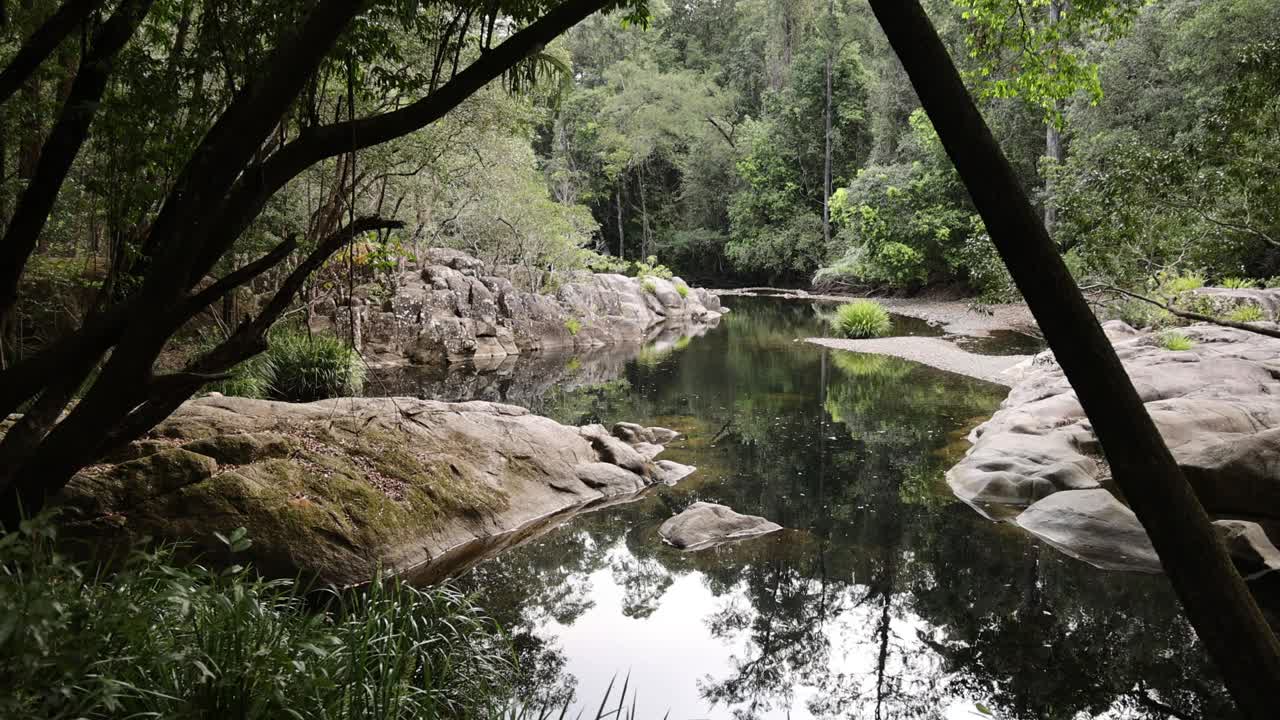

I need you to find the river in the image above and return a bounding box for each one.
[371,296,1233,719]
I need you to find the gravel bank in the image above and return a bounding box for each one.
[715,289,1037,336]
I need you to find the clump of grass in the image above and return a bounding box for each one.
[1220,277,1257,289]
[564,317,582,336]
[675,282,690,299]
[0,520,515,720]
[260,328,365,402]
[830,300,892,339]
[1158,331,1195,351]
[1159,272,1205,295]
[640,278,657,295]
[1226,304,1264,323]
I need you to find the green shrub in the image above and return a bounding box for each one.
[675,282,690,299]
[633,255,674,280]
[1158,331,1195,351]
[1220,277,1257,289]
[830,300,892,339]
[0,520,515,720]
[1226,304,1264,323]
[641,278,657,295]
[261,328,365,402]
[564,317,582,336]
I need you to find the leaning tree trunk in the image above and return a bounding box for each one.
[865,1,1280,717]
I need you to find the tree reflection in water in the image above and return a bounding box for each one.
[437,297,1235,719]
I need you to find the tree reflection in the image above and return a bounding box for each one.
[449,297,1235,718]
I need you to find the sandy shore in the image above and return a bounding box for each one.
[805,336,1032,387]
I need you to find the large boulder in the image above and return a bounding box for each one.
[314,248,725,367]
[950,323,1280,521]
[55,395,692,586]
[658,502,782,551]
[948,321,1280,582]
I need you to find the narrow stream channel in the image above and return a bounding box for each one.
[373,296,1233,719]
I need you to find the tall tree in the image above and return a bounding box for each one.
[0,0,648,525]
[866,2,1280,718]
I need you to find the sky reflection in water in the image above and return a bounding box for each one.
[406,297,1232,720]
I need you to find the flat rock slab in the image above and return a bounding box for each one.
[948,319,1280,582]
[659,502,782,551]
[56,396,691,585]
[806,336,1030,387]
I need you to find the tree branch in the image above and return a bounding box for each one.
[0,0,156,320]
[1081,284,1280,341]
[0,0,106,106]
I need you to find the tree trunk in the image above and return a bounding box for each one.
[616,185,625,260]
[0,0,105,106]
[1043,0,1063,236]
[822,0,834,249]
[638,166,651,259]
[865,2,1280,717]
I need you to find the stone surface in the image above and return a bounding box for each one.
[312,248,724,366]
[948,321,1280,577]
[658,501,782,551]
[55,395,690,585]
[1014,489,1161,573]
[805,336,1031,387]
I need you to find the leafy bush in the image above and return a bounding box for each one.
[829,300,892,338]
[564,317,582,336]
[0,520,515,720]
[1227,304,1264,323]
[1158,331,1195,351]
[1220,277,1257,289]
[634,256,674,280]
[261,328,365,402]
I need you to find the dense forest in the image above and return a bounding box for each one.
[5,0,1278,330]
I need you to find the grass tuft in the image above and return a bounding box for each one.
[1226,305,1264,323]
[564,317,582,336]
[829,300,892,339]
[1220,277,1257,289]
[1158,331,1195,351]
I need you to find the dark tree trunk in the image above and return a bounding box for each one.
[1043,0,1063,236]
[0,0,105,106]
[0,0,156,321]
[822,0,834,249]
[865,1,1280,717]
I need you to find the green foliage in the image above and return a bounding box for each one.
[955,0,1146,123]
[564,317,583,336]
[260,328,366,402]
[822,111,998,293]
[1220,277,1257,289]
[675,282,690,299]
[829,300,892,339]
[634,255,674,280]
[1226,305,1264,323]
[0,519,515,720]
[1162,272,1206,294]
[640,278,657,295]
[1158,331,1195,351]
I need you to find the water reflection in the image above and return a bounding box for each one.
[407,297,1231,719]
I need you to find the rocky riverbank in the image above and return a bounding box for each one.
[947,321,1280,583]
[51,395,693,586]
[312,248,725,367]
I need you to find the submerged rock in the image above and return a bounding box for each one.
[658,502,782,551]
[55,396,691,585]
[949,321,1280,580]
[311,247,725,366]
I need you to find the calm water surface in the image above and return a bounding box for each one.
[378,297,1232,720]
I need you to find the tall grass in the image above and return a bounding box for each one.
[0,520,514,720]
[829,300,892,339]
[204,327,365,402]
